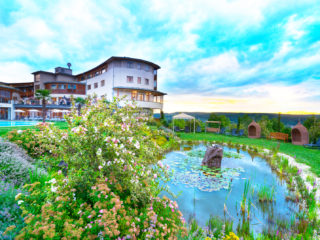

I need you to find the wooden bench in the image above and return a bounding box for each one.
[268,132,289,142]
[206,127,220,133]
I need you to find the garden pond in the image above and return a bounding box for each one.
[159,142,300,234]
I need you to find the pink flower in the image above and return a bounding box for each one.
[99,209,103,213]
[88,215,92,219]
[171,208,174,212]
[154,174,157,179]
[98,165,103,170]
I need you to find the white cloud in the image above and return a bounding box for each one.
[36,42,63,60]
[189,52,240,75]
[0,62,33,83]
[285,14,318,40]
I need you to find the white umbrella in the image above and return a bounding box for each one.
[14,109,25,113]
[52,109,62,113]
[28,109,40,112]
[61,110,70,113]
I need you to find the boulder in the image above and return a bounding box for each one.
[202,144,223,168]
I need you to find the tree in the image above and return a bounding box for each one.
[303,115,320,143]
[35,89,51,123]
[75,97,86,116]
[277,113,281,132]
[208,113,230,128]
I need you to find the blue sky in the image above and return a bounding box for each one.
[0,0,320,113]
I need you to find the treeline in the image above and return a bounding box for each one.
[158,113,320,143]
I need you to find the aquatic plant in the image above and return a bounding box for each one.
[257,185,275,202]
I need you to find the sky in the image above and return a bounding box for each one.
[0,0,320,113]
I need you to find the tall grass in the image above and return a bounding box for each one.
[257,185,275,202]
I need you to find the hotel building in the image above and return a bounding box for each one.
[0,57,166,120]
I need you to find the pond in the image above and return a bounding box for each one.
[159,142,300,234]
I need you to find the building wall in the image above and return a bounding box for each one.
[84,60,159,107]
[83,65,113,99]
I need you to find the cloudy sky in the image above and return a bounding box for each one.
[1,0,320,113]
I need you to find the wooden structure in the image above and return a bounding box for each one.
[248,121,261,139]
[268,132,289,142]
[205,121,221,133]
[291,122,309,145]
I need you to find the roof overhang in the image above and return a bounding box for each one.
[113,86,167,96]
[76,56,160,77]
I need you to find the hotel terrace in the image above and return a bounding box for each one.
[0,57,166,120]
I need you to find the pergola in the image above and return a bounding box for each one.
[172,113,195,133]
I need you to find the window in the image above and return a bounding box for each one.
[127,76,133,83]
[51,84,57,90]
[0,90,10,103]
[102,68,106,73]
[35,74,40,82]
[145,92,151,101]
[101,80,105,87]
[68,84,72,89]
[145,78,149,85]
[127,61,134,68]
[138,93,144,101]
[94,82,98,88]
[131,91,137,100]
[59,84,66,89]
[35,85,40,90]
[117,89,119,97]
[88,84,91,90]
[137,77,141,84]
[137,63,141,70]
[145,65,150,71]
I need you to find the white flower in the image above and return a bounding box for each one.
[17,130,23,134]
[134,141,140,149]
[15,193,22,200]
[48,178,57,184]
[96,148,102,156]
[51,185,58,192]
[98,165,103,170]
[17,200,24,205]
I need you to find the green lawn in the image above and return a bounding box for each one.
[179,132,320,176]
[0,121,68,137]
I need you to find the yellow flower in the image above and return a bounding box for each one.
[224,232,239,240]
[205,237,212,240]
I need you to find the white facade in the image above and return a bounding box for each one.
[82,58,165,110]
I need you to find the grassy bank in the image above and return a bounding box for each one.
[0,121,68,137]
[179,132,320,176]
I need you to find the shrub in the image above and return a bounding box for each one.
[0,138,45,186]
[0,181,25,239]
[12,97,186,239]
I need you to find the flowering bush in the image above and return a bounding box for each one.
[8,97,186,239]
[0,181,25,239]
[6,128,52,159]
[15,173,186,239]
[0,138,45,186]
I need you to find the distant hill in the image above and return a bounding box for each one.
[154,112,320,127]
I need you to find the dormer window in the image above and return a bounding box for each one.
[127,61,134,68]
[145,78,149,85]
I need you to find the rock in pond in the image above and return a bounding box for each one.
[202,144,223,168]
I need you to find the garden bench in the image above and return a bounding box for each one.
[268,132,288,142]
